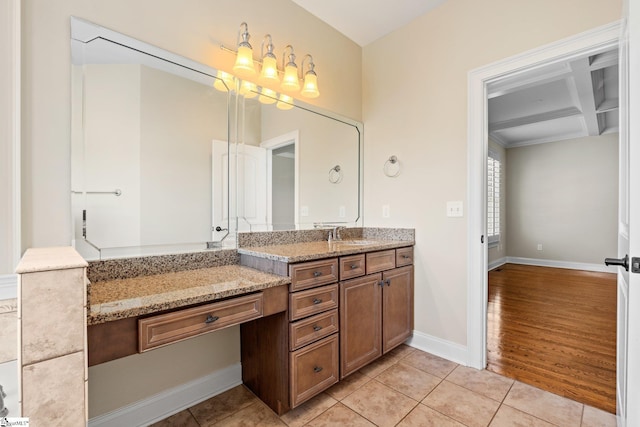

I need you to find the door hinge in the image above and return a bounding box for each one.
[632,257,640,274]
[481,235,485,244]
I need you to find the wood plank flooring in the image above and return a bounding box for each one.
[487,263,617,413]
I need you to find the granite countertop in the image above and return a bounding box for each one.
[88,265,290,325]
[237,239,414,263]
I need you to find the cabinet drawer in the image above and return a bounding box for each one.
[289,258,339,292]
[139,293,263,352]
[290,334,339,408]
[339,254,366,280]
[396,247,414,267]
[289,284,339,321]
[290,309,339,351]
[366,249,396,274]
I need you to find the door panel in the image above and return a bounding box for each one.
[382,266,414,353]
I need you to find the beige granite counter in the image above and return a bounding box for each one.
[88,265,290,325]
[237,239,414,263]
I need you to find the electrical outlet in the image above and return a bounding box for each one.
[382,205,390,218]
[537,244,543,251]
[300,206,309,217]
[446,201,463,217]
[339,206,346,218]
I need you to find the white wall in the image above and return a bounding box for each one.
[506,134,618,264]
[362,0,621,349]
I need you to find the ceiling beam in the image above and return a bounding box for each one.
[590,49,618,70]
[569,58,602,136]
[488,107,582,132]
[487,63,572,99]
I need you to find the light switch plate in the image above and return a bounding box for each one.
[446,201,463,217]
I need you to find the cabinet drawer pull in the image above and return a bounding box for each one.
[312,298,323,305]
[402,255,411,259]
[379,280,385,287]
[313,325,322,332]
[313,366,323,373]
[313,271,322,277]
[205,314,219,324]
[385,279,391,286]
[350,264,358,269]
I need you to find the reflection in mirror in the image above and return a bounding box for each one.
[234,95,362,232]
[70,18,230,260]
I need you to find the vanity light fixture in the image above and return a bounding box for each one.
[221,22,320,100]
[213,70,235,92]
[259,35,280,85]
[239,80,258,98]
[232,22,256,78]
[276,93,294,110]
[300,55,320,98]
[281,45,300,92]
[258,87,278,104]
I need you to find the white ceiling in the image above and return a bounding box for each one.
[488,49,619,148]
[291,0,446,46]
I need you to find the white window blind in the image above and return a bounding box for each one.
[487,150,501,245]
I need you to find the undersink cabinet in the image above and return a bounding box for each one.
[240,244,414,415]
[340,257,414,378]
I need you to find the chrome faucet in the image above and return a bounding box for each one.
[332,226,345,241]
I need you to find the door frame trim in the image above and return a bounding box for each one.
[466,21,621,369]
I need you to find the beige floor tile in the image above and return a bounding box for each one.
[375,362,442,401]
[189,385,258,425]
[581,405,617,427]
[422,380,501,427]
[150,409,199,427]
[342,379,418,427]
[214,401,287,427]
[402,349,458,378]
[305,402,375,427]
[397,404,466,427]
[490,405,556,427]
[280,393,337,427]
[326,371,371,400]
[446,365,514,402]
[504,381,584,427]
[385,344,417,361]
[358,353,398,378]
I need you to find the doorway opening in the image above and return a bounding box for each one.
[467,20,621,378]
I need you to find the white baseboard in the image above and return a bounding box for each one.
[488,257,507,271]
[506,257,617,273]
[88,363,242,427]
[406,330,469,366]
[0,274,17,300]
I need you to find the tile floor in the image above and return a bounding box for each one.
[151,345,616,427]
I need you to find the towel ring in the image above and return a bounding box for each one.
[383,155,401,177]
[329,165,343,184]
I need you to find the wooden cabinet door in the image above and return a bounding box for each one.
[340,273,382,378]
[382,265,414,353]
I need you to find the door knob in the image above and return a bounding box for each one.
[215,226,228,232]
[605,254,629,271]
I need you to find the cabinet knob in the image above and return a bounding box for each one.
[350,264,358,269]
[402,255,410,259]
[385,279,391,286]
[379,280,385,287]
[312,298,323,305]
[313,366,323,373]
[313,271,322,277]
[205,315,219,324]
[313,325,322,332]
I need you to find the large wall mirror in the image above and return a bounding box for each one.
[70,17,362,260]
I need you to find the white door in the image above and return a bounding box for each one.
[212,140,229,241]
[615,3,640,426]
[236,144,267,232]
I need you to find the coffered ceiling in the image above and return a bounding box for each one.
[487,48,619,148]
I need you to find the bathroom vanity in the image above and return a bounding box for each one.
[85,228,414,415]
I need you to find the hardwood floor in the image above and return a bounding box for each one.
[487,263,617,413]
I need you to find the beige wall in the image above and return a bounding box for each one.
[20,0,361,417]
[506,134,618,264]
[362,0,621,346]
